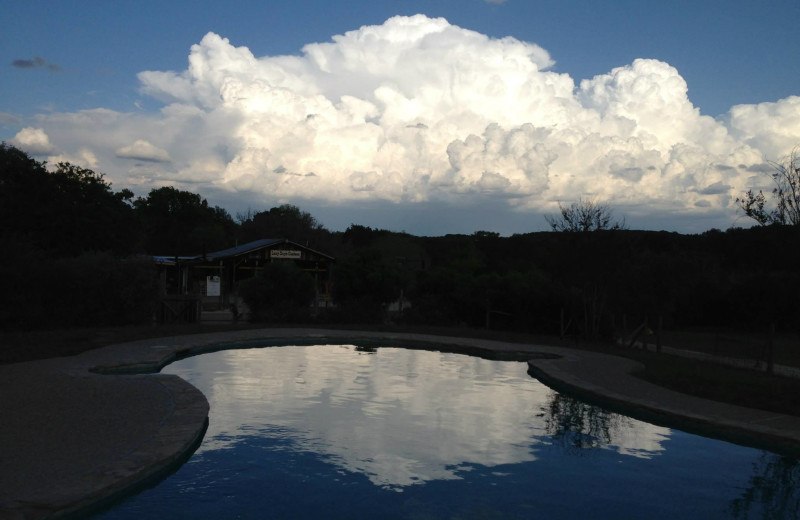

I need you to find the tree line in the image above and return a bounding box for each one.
[0,143,325,329]
[2,142,799,337]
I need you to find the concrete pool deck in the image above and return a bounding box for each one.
[2,328,799,519]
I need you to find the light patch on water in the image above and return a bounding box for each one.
[164,345,670,489]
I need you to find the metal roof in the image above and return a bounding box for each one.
[151,255,198,266]
[203,238,284,260]
[153,238,335,264]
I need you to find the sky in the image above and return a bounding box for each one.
[2,0,799,236]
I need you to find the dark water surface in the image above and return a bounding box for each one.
[95,345,799,519]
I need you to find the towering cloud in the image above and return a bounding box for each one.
[20,15,800,227]
[10,127,56,155]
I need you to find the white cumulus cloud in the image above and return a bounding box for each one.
[116,139,171,162]
[10,127,56,156]
[15,14,800,231]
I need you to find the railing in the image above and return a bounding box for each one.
[157,295,201,324]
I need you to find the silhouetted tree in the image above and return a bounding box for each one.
[0,144,163,331]
[238,204,325,245]
[47,162,138,255]
[133,186,234,255]
[0,143,49,235]
[545,198,626,232]
[0,143,138,256]
[737,147,800,226]
[405,234,485,326]
[331,248,404,322]
[341,224,389,248]
[238,261,316,322]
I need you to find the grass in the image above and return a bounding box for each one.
[0,322,265,365]
[659,327,800,367]
[623,348,800,417]
[3,322,799,417]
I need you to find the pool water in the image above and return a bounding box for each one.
[95,345,799,519]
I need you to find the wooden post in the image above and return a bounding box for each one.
[583,300,589,341]
[314,262,320,317]
[767,323,775,374]
[656,315,663,353]
[642,317,649,351]
[611,313,616,343]
[621,313,627,346]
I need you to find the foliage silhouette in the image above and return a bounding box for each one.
[545,198,626,233]
[238,204,327,249]
[737,147,800,226]
[237,261,316,323]
[0,144,137,256]
[3,141,800,340]
[133,186,235,256]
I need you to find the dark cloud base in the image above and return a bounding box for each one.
[202,187,741,236]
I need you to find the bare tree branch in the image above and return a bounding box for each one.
[545,198,626,232]
[737,146,800,226]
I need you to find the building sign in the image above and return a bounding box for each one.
[206,276,221,296]
[270,250,302,259]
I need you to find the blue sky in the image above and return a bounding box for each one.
[2,0,799,235]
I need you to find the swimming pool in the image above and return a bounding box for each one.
[94,344,799,519]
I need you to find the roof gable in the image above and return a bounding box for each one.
[202,238,334,262]
[204,238,284,260]
[153,238,335,264]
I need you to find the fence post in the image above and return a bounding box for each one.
[656,315,663,353]
[611,313,616,337]
[622,313,627,336]
[767,323,775,374]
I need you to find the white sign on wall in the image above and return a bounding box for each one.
[206,276,221,296]
[270,250,302,259]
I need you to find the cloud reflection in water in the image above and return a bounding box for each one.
[164,345,670,490]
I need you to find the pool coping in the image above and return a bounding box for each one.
[2,328,799,519]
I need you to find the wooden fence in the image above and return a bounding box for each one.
[156,295,201,324]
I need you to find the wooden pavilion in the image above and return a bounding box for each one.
[154,238,334,321]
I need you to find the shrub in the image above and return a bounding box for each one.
[0,250,159,330]
[43,252,159,327]
[238,261,316,322]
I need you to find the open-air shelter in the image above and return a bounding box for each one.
[154,238,334,322]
